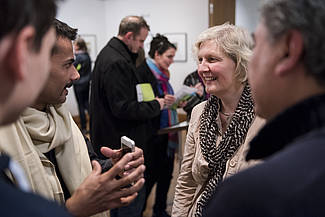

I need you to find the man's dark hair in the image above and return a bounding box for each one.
[0,0,57,52]
[52,19,78,55]
[53,19,78,41]
[148,34,177,59]
[118,16,150,37]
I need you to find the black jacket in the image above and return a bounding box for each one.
[90,37,160,157]
[204,94,325,217]
[136,61,162,138]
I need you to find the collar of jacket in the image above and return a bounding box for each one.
[109,37,138,65]
[247,93,325,161]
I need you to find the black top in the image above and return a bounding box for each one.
[203,94,325,217]
[90,37,160,157]
[0,154,71,217]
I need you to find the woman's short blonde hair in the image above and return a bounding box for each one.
[193,23,253,83]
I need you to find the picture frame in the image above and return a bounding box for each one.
[164,33,187,62]
[78,34,98,62]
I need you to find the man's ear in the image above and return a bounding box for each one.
[275,30,304,76]
[5,26,36,81]
[125,32,134,41]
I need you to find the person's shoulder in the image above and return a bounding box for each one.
[206,141,325,216]
[204,159,286,216]
[191,100,207,115]
[214,129,325,196]
[136,60,149,72]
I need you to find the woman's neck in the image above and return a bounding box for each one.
[219,83,245,114]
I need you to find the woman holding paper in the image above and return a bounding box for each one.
[137,34,177,217]
[172,23,265,217]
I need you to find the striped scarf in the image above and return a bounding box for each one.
[195,84,255,216]
[146,58,179,150]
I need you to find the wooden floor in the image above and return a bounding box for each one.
[143,154,181,217]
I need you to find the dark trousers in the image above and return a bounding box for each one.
[143,134,175,214]
[74,84,89,131]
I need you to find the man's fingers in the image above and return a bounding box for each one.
[120,193,138,206]
[100,147,122,159]
[116,165,145,188]
[101,153,133,180]
[91,160,102,176]
[125,157,144,171]
[110,178,145,200]
[131,147,143,159]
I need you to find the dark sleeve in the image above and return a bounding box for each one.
[103,60,160,121]
[0,179,72,217]
[84,136,113,173]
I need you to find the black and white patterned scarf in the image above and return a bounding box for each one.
[195,84,255,217]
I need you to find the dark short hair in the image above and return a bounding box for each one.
[118,16,150,37]
[52,19,78,55]
[148,34,177,59]
[0,0,57,52]
[53,19,77,41]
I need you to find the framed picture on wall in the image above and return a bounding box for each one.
[164,33,187,62]
[78,34,98,62]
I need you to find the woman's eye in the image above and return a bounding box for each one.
[209,57,222,62]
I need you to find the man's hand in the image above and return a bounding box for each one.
[101,146,144,175]
[65,153,145,217]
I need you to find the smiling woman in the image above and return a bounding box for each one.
[172,23,265,217]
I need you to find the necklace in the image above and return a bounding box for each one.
[219,110,234,117]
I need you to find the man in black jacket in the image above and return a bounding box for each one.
[90,15,164,217]
[0,0,70,216]
[204,0,325,216]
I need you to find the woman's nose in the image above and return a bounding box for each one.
[198,60,209,73]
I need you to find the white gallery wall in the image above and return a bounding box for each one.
[57,0,262,116]
[103,0,209,91]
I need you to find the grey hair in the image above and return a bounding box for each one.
[261,0,325,85]
[193,23,253,83]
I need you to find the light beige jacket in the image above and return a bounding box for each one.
[172,101,265,217]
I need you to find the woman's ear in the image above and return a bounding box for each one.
[154,50,160,59]
[275,30,304,77]
[6,26,36,81]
